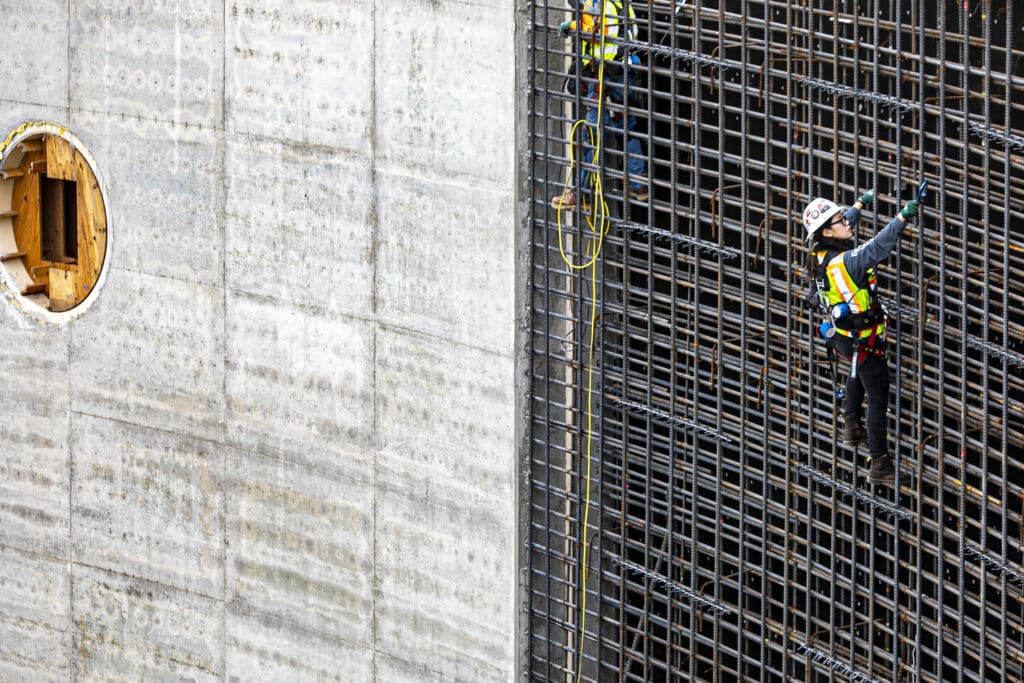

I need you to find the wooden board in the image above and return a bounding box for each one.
[45,135,77,181]
[71,148,107,307]
[8,148,48,280]
[11,173,42,282]
[47,267,76,312]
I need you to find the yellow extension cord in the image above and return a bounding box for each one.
[553,6,613,680]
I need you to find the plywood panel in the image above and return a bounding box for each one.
[44,135,76,181]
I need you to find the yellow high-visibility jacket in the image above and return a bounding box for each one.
[814,250,886,339]
[570,0,637,65]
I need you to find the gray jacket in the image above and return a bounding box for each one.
[839,205,906,283]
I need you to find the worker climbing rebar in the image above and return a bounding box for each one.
[551,0,648,210]
[803,188,922,485]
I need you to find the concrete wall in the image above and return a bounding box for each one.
[0,1,522,680]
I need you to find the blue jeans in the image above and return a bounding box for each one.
[578,75,646,194]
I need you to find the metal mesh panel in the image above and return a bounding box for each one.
[526,1,1024,681]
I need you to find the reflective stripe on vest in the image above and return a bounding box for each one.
[579,0,637,64]
[817,250,885,339]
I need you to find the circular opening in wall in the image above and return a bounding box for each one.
[0,122,109,323]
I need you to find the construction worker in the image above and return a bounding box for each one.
[551,0,647,210]
[803,190,919,485]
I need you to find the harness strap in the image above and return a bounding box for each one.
[849,328,884,380]
[825,337,845,400]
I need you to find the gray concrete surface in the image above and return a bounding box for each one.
[0,1,520,680]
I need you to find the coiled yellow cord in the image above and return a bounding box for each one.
[553,5,612,680]
[556,116,611,272]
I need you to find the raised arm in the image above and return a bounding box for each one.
[843,199,919,282]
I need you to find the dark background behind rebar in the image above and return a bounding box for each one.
[527,1,1024,681]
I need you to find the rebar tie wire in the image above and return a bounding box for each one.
[611,218,739,259]
[613,397,733,443]
[793,642,880,683]
[611,557,732,615]
[963,544,1024,588]
[964,335,1024,370]
[796,464,913,522]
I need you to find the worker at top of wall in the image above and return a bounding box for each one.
[551,0,648,210]
[803,190,919,485]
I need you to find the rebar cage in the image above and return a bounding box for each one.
[526,1,1024,681]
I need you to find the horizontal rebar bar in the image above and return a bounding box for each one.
[967,123,1024,153]
[612,397,733,443]
[795,464,915,522]
[610,556,732,616]
[793,642,880,683]
[577,34,740,70]
[797,76,919,112]
[963,545,1024,588]
[964,335,1024,370]
[611,218,739,258]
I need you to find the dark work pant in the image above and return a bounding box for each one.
[832,336,889,458]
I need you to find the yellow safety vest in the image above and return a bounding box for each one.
[572,0,637,65]
[815,250,886,339]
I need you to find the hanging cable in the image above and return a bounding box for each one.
[552,4,615,679]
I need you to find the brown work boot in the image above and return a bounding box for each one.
[627,186,649,201]
[842,422,868,445]
[868,455,896,485]
[551,189,577,210]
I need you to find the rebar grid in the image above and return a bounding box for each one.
[528,1,1023,681]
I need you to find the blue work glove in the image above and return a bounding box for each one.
[900,199,919,219]
[558,20,572,38]
[858,189,874,205]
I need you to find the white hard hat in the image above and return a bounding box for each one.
[802,198,842,241]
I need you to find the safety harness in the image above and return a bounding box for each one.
[812,248,887,392]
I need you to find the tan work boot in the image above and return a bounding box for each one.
[627,186,649,201]
[551,189,577,210]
